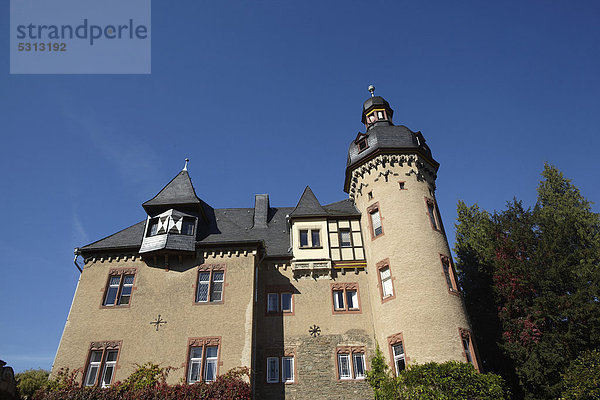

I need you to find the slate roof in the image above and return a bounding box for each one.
[80,199,359,257]
[289,186,327,218]
[143,170,201,212]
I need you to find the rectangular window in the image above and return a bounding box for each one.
[426,198,443,231]
[299,229,321,248]
[380,266,393,298]
[103,272,135,307]
[370,209,383,237]
[282,357,294,383]
[336,349,366,380]
[84,343,120,387]
[441,256,459,293]
[146,217,159,237]
[339,229,352,247]
[392,343,406,376]
[357,138,368,152]
[331,284,361,313]
[187,340,220,383]
[267,357,279,383]
[196,269,225,303]
[460,329,479,371]
[267,292,293,314]
[181,217,196,236]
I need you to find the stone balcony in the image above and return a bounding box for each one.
[291,259,332,280]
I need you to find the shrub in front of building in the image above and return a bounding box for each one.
[32,364,251,400]
[366,346,509,400]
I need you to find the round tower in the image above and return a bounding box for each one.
[344,88,478,373]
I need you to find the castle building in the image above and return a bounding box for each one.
[52,89,478,399]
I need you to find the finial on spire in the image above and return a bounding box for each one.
[368,85,375,97]
[183,158,189,171]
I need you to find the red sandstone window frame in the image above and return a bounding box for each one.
[184,336,222,384]
[335,346,367,380]
[330,282,362,314]
[459,328,480,372]
[424,197,444,233]
[367,202,384,240]
[83,340,122,388]
[265,285,295,316]
[265,348,297,384]
[387,333,408,376]
[440,254,460,295]
[376,259,396,303]
[193,264,227,305]
[100,268,137,309]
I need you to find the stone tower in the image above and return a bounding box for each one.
[344,88,478,373]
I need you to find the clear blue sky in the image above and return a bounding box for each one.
[1,1,599,373]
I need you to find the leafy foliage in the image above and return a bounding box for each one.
[561,349,600,400]
[455,164,600,399]
[31,364,251,400]
[365,348,509,400]
[15,369,49,398]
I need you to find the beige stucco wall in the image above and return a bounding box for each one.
[52,250,257,385]
[351,154,472,368]
[254,262,375,399]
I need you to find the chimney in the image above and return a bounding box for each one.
[253,194,269,229]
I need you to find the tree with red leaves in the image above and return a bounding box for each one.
[455,164,600,400]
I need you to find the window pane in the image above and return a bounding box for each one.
[267,293,279,312]
[340,230,351,247]
[311,230,320,247]
[119,287,132,305]
[104,286,118,306]
[147,219,158,237]
[123,275,134,285]
[210,282,223,302]
[333,291,344,310]
[462,339,473,363]
[190,347,203,359]
[371,210,382,236]
[443,263,453,290]
[90,350,103,363]
[338,354,351,379]
[383,278,393,297]
[85,365,99,386]
[189,361,201,383]
[346,290,358,309]
[393,343,404,356]
[206,346,218,358]
[204,360,217,382]
[353,354,365,378]
[395,357,406,373]
[282,357,294,382]
[196,272,210,302]
[102,364,114,387]
[267,357,279,383]
[300,230,308,247]
[281,293,292,312]
[428,203,438,229]
[105,350,118,362]
[379,267,390,280]
[182,218,195,236]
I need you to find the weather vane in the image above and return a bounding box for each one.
[183,158,189,171]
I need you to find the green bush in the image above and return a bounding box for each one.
[15,369,49,398]
[561,349,600,400]
[366,348,510,400]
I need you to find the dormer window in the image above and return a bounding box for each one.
[181,217,196,236]
[357,138,368,152]
[147,218,159,237]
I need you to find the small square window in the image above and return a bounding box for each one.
[367,191,373,200]
[398,182,405,190]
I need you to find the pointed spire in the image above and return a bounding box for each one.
[142,169,202,213]
[290,186,327,218]
[183,158,189,171]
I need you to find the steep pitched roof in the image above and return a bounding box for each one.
[142,170,201,211]
[289,186,327,218]
[323,199,361,217]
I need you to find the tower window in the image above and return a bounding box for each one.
[392,342,405,375]
[367,191,373,200]
[425,198,443,232]
[460,329,479,371]
[377,110,385,120]
[441,255,459,293]
[357,138,368,152]
[398,182,406,190]
[367,203,383,239]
